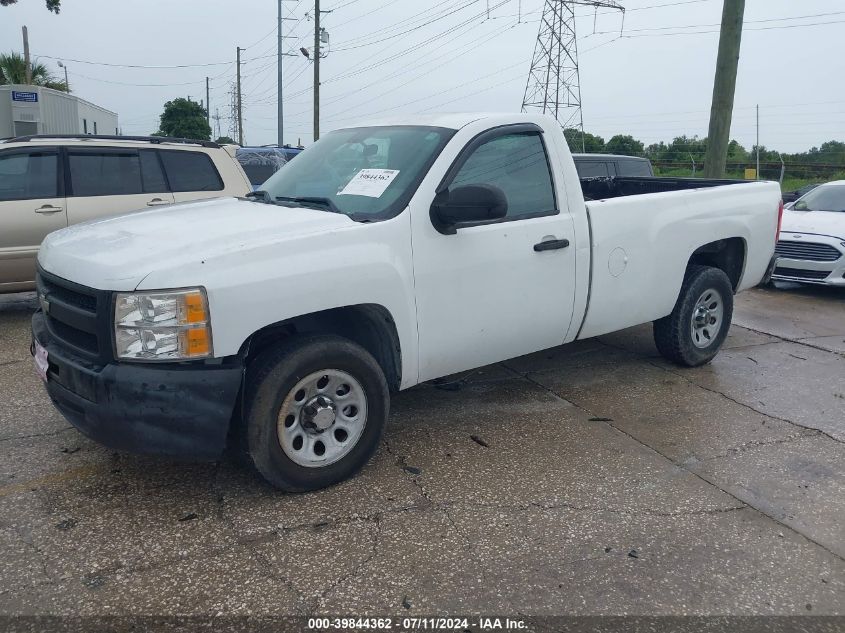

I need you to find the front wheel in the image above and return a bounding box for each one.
[653,265,734,367]
[244,335,389,492]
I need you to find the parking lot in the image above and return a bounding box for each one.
[0,283,843,617]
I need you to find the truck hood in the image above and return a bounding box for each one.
[38,197,354,290]
[781,209,845,240]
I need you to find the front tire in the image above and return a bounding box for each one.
[244,335,389,492]
[653,265,734,367]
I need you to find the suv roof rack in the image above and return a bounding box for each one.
[7,134,220,148]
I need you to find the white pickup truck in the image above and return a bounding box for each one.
[31,113,782,491]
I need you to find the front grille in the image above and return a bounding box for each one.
[36,270,109,360]
[773,267,831,281]
[775,240,842,262]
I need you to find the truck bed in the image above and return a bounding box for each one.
[581,176,749,201]
[575,178,781,341]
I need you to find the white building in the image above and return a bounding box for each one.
[0,84,119,139]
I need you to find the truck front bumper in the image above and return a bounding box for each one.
[32,311,243,459]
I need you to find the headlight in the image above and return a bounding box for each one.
[114,288,212,361]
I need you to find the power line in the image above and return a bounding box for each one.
[588,10,845,36]
[65,71,209,88]
[292,16,519,114]
[331,0,488,51]
[319,0,512,88]
[34,53,234,69]
[331,0,476,47]
[319,58,528,124]
[615,17,845,38]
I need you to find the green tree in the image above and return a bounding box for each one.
[0,0,60,12]
[153,98,211,140]
[0,52,68,91]
[645,141,667,160]
[727,139,749,162]
[813,141,845,164]
[605,134,645,157]
[661,136,707,163]
[215,136,236,145]
[563,128,605,153]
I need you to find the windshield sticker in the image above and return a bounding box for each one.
[338,169,400,198]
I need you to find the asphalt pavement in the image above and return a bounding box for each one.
[0,283,842,617]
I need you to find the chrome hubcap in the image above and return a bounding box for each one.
[690,288,724,349]
[277,369,368,468]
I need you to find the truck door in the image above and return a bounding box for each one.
[0,147,67,288]
[411,125,578,381]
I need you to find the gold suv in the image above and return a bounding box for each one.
[0,134,251,293]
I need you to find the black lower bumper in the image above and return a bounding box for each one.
[32,311,243,459]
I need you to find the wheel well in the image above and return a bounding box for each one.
[687,237,746,291]
[239,304,402,391]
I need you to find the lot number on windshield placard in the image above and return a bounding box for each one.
[338,169,400,198]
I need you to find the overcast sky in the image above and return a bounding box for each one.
[2,0,843,153]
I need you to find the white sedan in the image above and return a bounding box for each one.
[774,181,845,286]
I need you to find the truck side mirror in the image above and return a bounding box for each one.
[430,184,508,235]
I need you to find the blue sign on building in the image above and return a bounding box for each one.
[11,91,38,103]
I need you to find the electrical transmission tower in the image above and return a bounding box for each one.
[522,1,624,149]
[227,84,240,144]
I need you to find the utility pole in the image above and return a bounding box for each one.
[703,0,745,178]
[206,77,211,127]
[278,0,284,146]
[22,26,32,85]
[313,0,321,141]
[236,46,244,146]
[755,103,760,180]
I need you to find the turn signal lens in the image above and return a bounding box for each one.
[182,327,211,357]
[183,292,208,324]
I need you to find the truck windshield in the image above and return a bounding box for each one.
[259,125,455,220]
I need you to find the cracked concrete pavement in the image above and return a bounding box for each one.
[0,282,843,616]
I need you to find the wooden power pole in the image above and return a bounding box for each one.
[313,0,321,141]
[703,0,745,178]
[22,26,32,85]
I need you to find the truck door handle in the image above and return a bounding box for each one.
[533,238,570,252]
[34,205,63,214]
[146,198,171,206]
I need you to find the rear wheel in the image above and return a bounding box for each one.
[244,335,389,491]
[653,265,734,367]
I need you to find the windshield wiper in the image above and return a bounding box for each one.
[275,196,341,214]
[244,190,272,203]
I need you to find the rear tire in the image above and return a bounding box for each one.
[244,335,389,492]
[653,265,734,367]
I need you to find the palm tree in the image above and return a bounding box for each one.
[0,52,69,92]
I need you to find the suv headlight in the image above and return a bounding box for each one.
[114,288,212,361]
